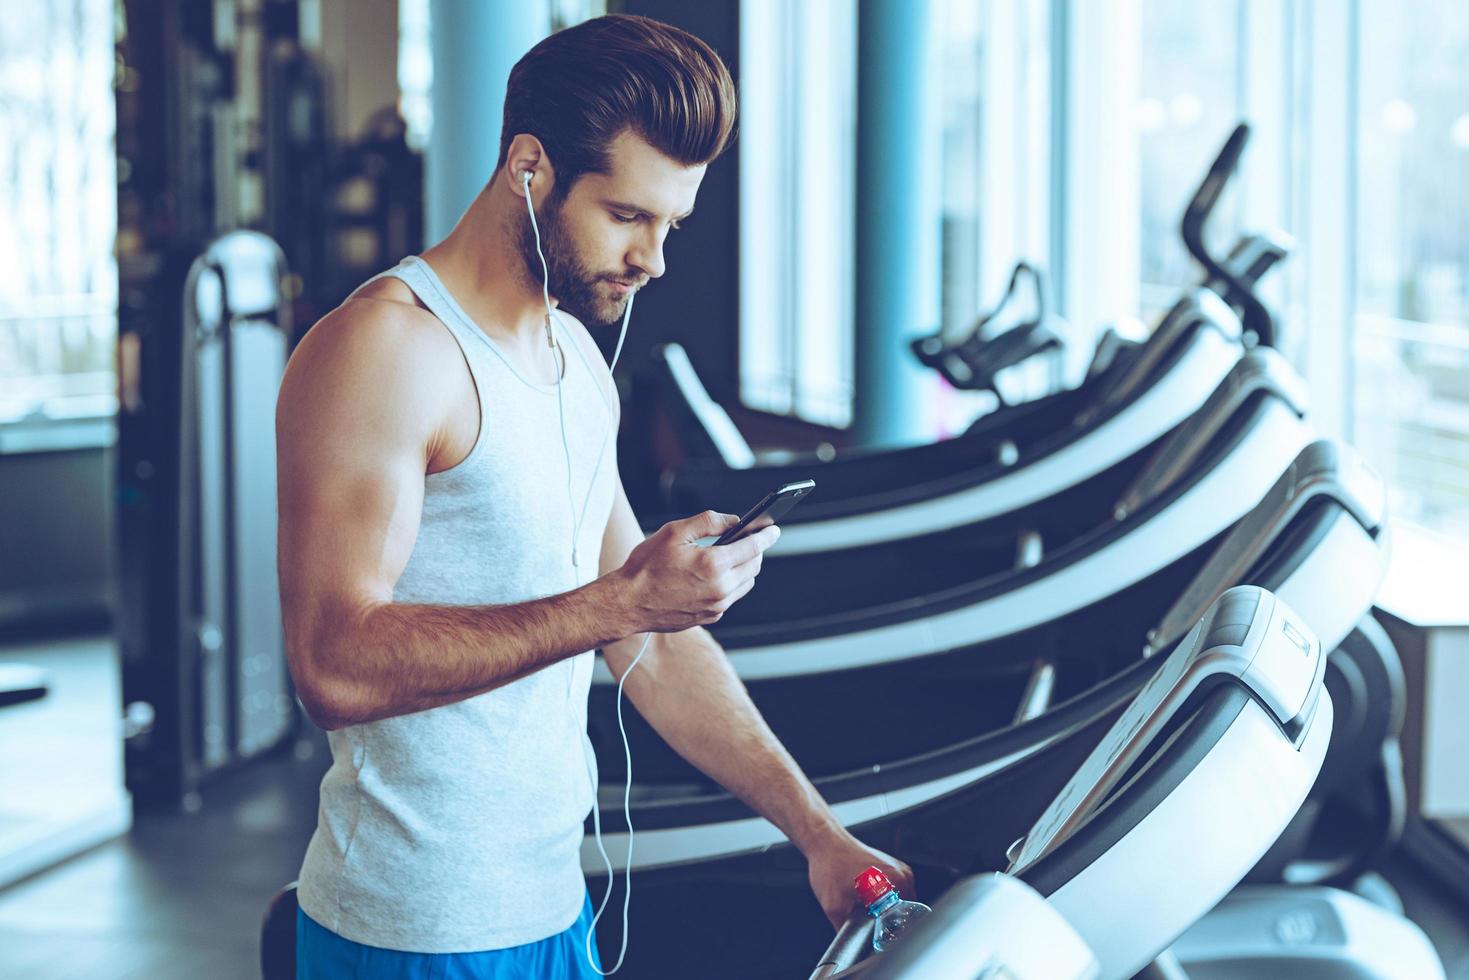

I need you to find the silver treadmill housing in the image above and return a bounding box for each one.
[1078,287,1242,425]
[815,587,1334,980]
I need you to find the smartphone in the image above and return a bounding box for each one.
[713,479,816,546]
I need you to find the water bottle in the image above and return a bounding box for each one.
[854,865,932,952]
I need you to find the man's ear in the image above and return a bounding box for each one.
[503,134,557,198]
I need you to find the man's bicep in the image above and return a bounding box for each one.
[276,313,437,640]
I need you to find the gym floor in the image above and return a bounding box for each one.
[4,633,1469,980]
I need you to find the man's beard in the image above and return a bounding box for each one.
[517,193,633,329]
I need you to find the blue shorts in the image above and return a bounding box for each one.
[296,892,604,979]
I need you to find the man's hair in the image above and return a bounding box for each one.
[498,14,737,191]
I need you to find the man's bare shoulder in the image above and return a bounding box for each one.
[290,280,461,382]
[346,273,430,313]
[279,281,466,447]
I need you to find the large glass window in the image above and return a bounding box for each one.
[0,2,118,426]
[1126,0,1469,544]
[935,0,1052,433]
[739,0,857,427]
[1068,1,1294,342]
[397,0,433,152]
[1353,0,1469,540]
[1136,1,1245,317]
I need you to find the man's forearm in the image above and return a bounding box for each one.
[295,576,632,729]
[609,628,846,854]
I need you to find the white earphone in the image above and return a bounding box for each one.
[522,166,651,976]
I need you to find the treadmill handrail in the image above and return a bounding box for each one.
[1183,124,1280,348]
[809,914,873,980]
[1081,229,1286,423]
[655,343,757,469]
[1182,124,1250,276]
[1008,587,1323,872]
[1146,439,1386,655]
[1215,230,1294,294]
[1080,288,1241,426]
[1114,347,1310,518]
[0,664,49,709]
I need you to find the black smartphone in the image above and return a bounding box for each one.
[713,479,816,546]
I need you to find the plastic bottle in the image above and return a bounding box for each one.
[854,866,932,952]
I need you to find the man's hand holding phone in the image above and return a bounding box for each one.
[613,510,778,631]
[610,480,813,633]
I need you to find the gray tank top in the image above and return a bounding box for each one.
[296,255,618,952]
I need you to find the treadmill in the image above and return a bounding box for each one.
[702,347,1312,652]
[579,450,1388,977]
[666,275,1257,558]
[812,614,1419,973]
[589,361,1318,783]
[641,127,1288,557]
[649,243,1279,554]
[810,591,1441,980]
[585,589,1341,978]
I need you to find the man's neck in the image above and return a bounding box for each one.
[420,186,554,351]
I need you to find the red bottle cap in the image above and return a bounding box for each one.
[854,866,895,907]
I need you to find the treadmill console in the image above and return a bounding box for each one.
[1007,586,1322,872]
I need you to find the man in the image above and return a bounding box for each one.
[278,13,912,977]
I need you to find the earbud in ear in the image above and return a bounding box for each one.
[521,170,534,187]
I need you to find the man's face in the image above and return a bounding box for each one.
[519,130,705,327]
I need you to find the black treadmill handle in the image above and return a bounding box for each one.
[954,322,1062,395]
[809,912,875,980]
[1189,126,1249,229]
[911,260,1049,368]
[1180,123,1250,281]
[956,261,1048,354]
[0,664,49,709]
[1179,122,1278,348]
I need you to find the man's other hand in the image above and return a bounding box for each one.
[805,831,917,930]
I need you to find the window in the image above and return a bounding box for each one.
[739,0,857,427]
[1081,0,1469,543]
[1062,1,1297,349]
[1353,0,1469,540]
[395,0,605,155]
[0,2,118,426]
[1136,1,1245,318]
[934,0,1053,433]
[740,1,1051,434]
[397,0,433,152]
